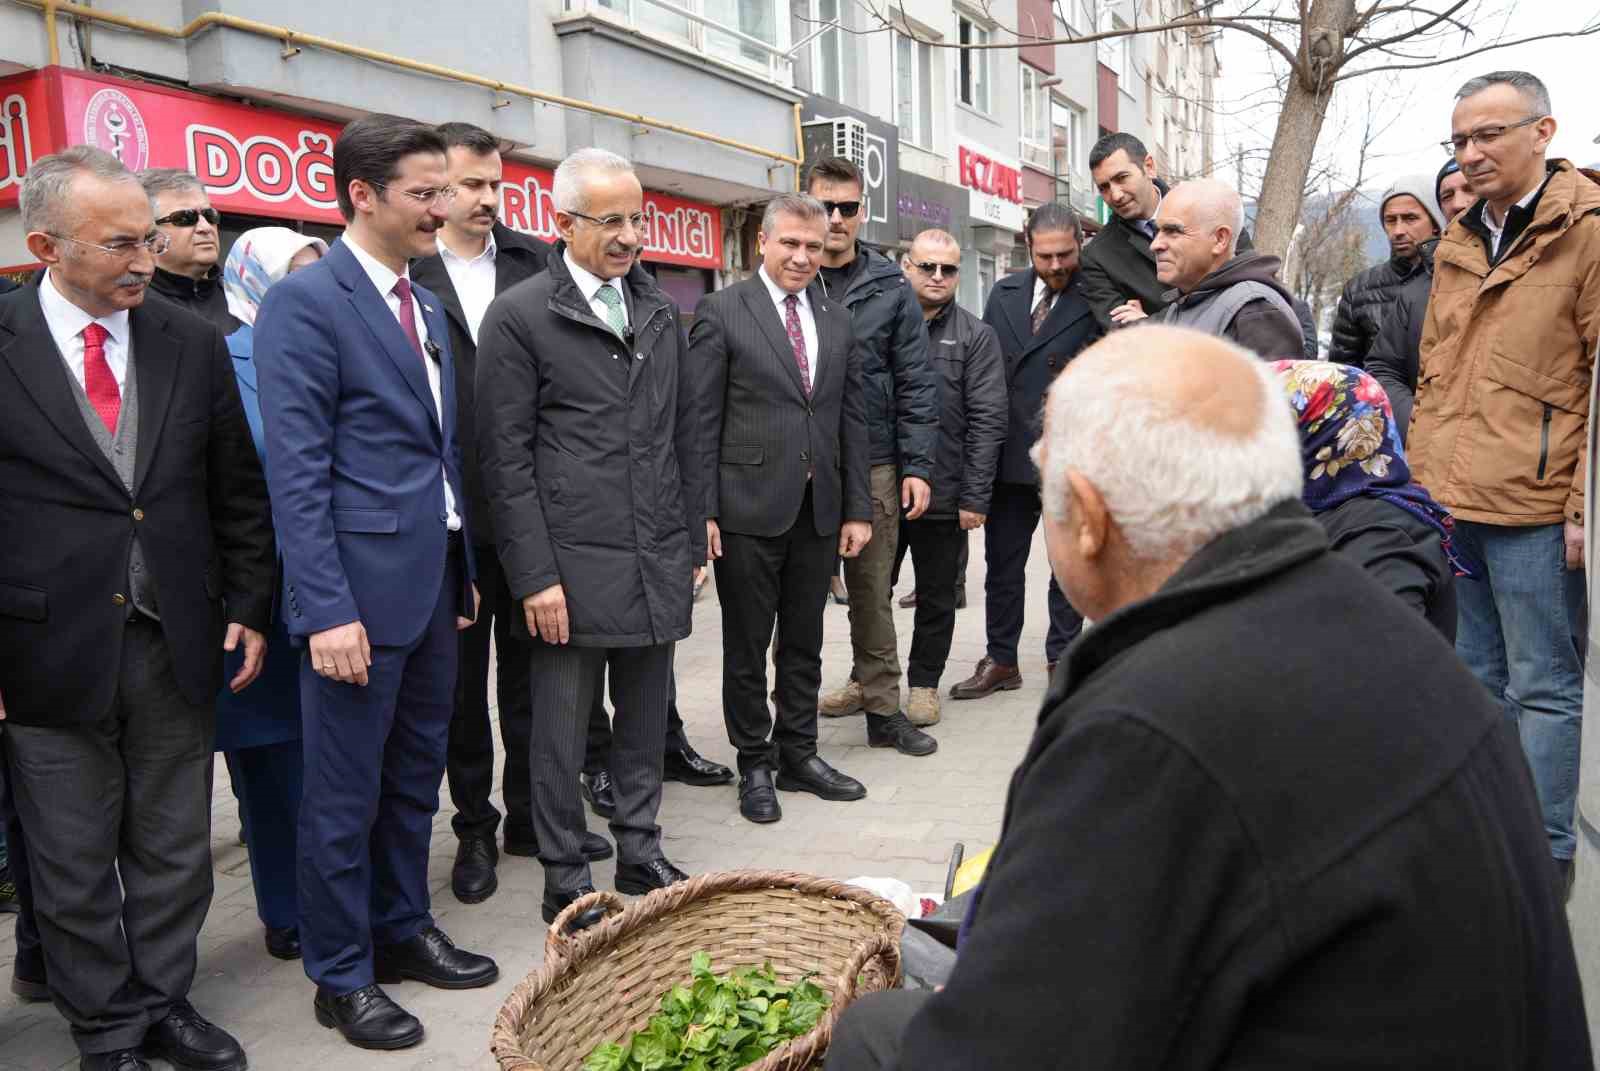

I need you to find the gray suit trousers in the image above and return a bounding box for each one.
[3,617,214,1054]
[528,642,672,894]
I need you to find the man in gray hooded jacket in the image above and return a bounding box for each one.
[1327,174,1444,370]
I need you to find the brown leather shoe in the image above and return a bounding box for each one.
[948,656,1021,700]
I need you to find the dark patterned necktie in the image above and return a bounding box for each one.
[1031,288,1056,335]
[783,294,812,397]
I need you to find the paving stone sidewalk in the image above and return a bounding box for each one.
[0,528,1062,1070]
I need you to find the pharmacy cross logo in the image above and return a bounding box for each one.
[82,88,150,172]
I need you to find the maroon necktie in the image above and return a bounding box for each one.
[783,294,812,398]
[391,277,426,363]
[82,322,119,434]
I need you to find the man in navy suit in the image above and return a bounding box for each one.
[950,204,1102,701]
[254,115,495,1052]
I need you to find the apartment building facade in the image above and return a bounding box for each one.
[0,0,1216,309]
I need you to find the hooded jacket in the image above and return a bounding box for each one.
[1327,176,1443,369]
[150,264,240,336]
[1365,237,1437,442]
[818,243,937,480]
[1408,159,1600,527]
[1160,252,1304,359]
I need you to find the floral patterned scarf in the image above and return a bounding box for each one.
[1272,360,1479,578]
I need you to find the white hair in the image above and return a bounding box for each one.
[1172,177,1245,255]
[552,147,634,214]
[1033,329,1303,562]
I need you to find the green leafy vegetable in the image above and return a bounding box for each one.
[582,952,832,1071]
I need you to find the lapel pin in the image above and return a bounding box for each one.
[423,304,434,314]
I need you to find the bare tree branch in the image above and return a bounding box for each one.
[1336,20,1600,80]
[1339,0,1475,62]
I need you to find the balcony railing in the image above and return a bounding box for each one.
[565,0,795,86]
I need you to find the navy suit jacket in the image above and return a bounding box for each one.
[254,238,473,647]
[981,270,1102,485]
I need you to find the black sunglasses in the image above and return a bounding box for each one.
[913,261,959,278]
[820,199,861,219]
[155,207,221,228]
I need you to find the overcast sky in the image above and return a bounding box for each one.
[1214,0,1600,200]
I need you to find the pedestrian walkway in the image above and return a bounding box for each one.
[0,529,1063,1070]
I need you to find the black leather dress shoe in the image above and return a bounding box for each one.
[264,926,301,961]
[80,1051,149,1071]
[374,927,498,990]
[503,830,614,861]
[542,884,607,930]
[615,857,689,895]
[866,712,938,757]
[777,756,867,801]
[664,743,734,786]
[738,768,782,824]
[12,941,48,1002]
[581,770,617,819]
[142,999,246,1071]
[313,984,423,1050]
[451,835,499,904]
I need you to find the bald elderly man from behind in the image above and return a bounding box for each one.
[825,326,1589,1070]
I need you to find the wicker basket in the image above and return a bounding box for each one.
[492,869,906,1071]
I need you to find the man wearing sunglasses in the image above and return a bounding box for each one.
[138,169,239,335]
[1408,71,1600,897]
[808,157,939,760]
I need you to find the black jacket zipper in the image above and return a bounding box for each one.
[1538,404,1552,480]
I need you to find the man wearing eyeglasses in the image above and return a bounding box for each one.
[138,169,240,335]
[1408,71,1600,895]
[893,231,1007,728]
[254,115,495,1049]
[807,157,939,760]
[0,146,274,1071]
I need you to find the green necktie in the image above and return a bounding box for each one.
[595,284,627,338]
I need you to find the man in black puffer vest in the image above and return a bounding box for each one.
[1327,174,1442,369]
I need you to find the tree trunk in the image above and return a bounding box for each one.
[1250,0,1357,259]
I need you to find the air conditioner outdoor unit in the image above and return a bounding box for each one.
[829,117,868,170]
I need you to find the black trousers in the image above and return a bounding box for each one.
[892,519,969,594]
[984,482,1083,666]
[584,669,690,777]
[4,617,215,1055]
[0,739,41,984]
[447,543,536,843]
[528,642,672,893]
[903,518,966,688]
[717,485,834,775]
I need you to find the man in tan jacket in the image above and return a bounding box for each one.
[1409,70,1600,891]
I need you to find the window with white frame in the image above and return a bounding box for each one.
[1051,99,1087,179]
[895,33,934,150]
[806,0,843,100]
[1118,21,1135,93]
[1020,64,1051,169]
[567,0,792,83]
[957,13,990,113]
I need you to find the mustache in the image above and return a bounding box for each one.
[114,272,151,287]
[606,242,637,257]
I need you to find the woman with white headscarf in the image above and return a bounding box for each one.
[216,226,327,963]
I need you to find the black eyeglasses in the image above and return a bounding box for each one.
[820,199,861,219]
[912,261,959,278]
[154,207,220,229]
[1440,115,1542,156]
[567,210,647,232]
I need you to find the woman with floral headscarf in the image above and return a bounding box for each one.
[216,226,327,962]
[1273,360,1475,641]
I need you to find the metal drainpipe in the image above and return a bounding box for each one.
[22,0,804,173]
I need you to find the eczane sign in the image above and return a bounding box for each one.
[955,137,1025,232]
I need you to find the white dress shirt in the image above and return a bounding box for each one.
[344,235,461,531]
[1031,274,1063,320]
[757,265,818,391]
[563,249,630,334]
[38,269,131,394]
[437,231,498,345]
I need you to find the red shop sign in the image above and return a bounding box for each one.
[957,144,1023,205]
[0,67,724,270]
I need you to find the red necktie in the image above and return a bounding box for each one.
[82,322,120,434]
[783,294,812,398]
[392,278,426,364]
